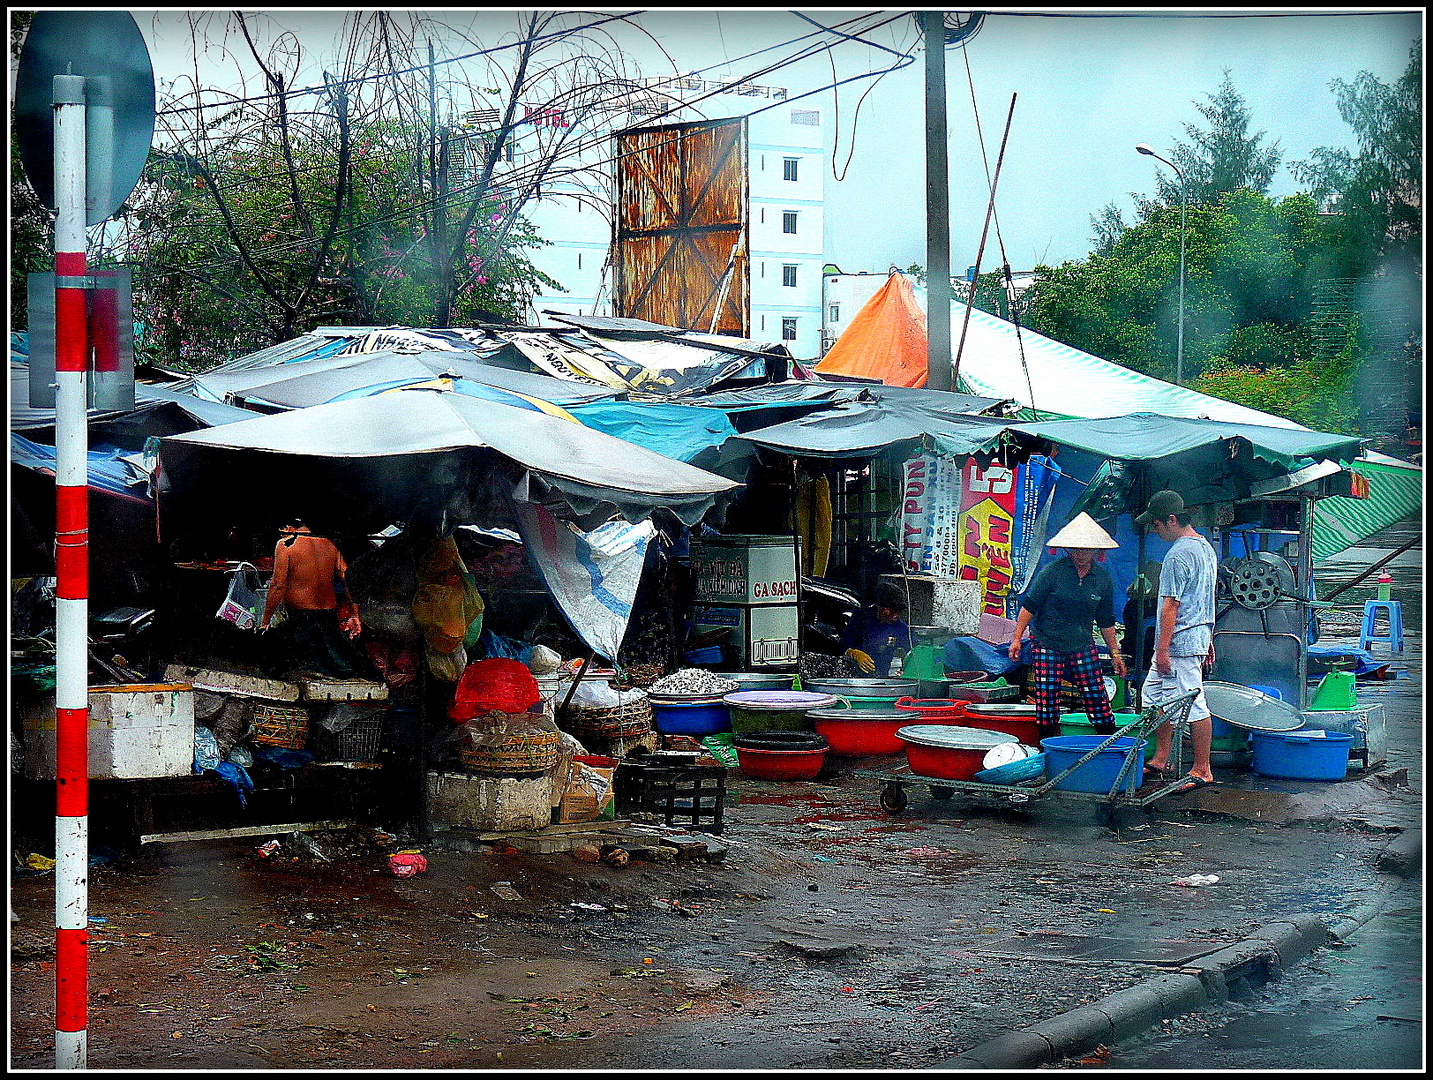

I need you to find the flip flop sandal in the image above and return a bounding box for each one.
[1172,775,1215,792]
[1142,764,1168,782]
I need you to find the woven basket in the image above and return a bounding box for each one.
[248,702,309,748]
[620,663,664,689]
[559,698,653,739]
[312,713,385,762]
[458,729,562,776]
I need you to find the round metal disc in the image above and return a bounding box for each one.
[1203,681,1305,731]
[15,11,156,223]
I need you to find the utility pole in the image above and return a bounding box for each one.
[921,11,952,391]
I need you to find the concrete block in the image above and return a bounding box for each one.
[1376,829,1422,876]
[1093,973,1208,1041]
[1026,1007,1115,1058]
[941,1030,1053,1070]
[1244,915,1331,969]
[427,770,553,831]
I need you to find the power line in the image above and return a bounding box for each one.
[139,11,913,277]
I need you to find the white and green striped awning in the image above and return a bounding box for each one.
[1311,452,1424,561]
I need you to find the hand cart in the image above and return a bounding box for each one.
[859,691,1201,818]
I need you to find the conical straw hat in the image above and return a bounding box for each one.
[1047,512,1118,550]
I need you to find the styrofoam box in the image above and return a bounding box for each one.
[22,683,195,780]
[691,535,798,606]
[427,770,554,831]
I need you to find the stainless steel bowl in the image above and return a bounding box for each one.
[802,678,921,699]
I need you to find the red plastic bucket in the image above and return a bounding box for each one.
[734,732,828,780]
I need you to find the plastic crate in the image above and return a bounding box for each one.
[613,762,727,833]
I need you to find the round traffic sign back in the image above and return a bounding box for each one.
[14,10,156,225]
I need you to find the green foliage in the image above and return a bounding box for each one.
[128,117,557,371]
[1293,39,1422,263]
[1156,70,1283,206]
[1032,59,1420,433]
[9,10,50,332]
[1195,319,1361,434]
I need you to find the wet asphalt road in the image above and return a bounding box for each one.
[1107,878,1423,1070]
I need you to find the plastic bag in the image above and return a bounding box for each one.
[214,563,265,630]
[193,726,221,772]
[449,658,541,720]
[567,678,645,712]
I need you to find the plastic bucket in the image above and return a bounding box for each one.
[650,698,732,737]
[1058,711,1141,737]
[1039,735,1147,794]
[840,694,903,713]
[1250,729,1352,781]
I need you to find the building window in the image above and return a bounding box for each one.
[760,261,765,279]
[782,212,798,234]
[782,264,797,288]
[760,207,765,224]
[781,317,797,341]
[829,303,840,322]
[577,252,583,270]
[790,109,820,126]
[783,157,799,181]
[761,314,766,332]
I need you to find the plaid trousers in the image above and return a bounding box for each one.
[1029,643,1114,731]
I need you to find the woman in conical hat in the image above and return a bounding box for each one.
[1007,513,1128,738]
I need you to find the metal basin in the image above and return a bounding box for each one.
[803,678,920,699]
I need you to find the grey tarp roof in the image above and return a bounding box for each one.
[160,387,739,526]
[732,397,1010,459]
[192,349,619,410]
[10,360,255,435]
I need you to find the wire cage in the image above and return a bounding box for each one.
[312,711,386,762]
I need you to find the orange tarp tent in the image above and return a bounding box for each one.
[813,272,929,387]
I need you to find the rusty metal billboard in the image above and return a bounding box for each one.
[615,116,748,336]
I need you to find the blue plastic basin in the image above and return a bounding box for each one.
[651,699,732,736]
[1040,735,1147,794]
[1250,728,1352,781]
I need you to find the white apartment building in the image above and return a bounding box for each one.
[459,76,826,358]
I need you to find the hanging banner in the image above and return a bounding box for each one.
[899,453,963,575]
[1009,455,1063,616]
[957,458,1016,615]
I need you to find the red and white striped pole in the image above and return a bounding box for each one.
[52,71,91,1070]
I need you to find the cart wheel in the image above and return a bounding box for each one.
[879,782,908,814]
[929,786,954,801]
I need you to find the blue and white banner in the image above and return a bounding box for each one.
[514,503,654,661]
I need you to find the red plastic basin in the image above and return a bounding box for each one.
[809,707,932,756]
[894,697,969,722]
[901,742,987,780]
[736,745,826,780]
[959,704,1044,747]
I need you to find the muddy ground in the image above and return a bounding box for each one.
[10,758,1407,1071]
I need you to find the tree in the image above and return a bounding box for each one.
[9,10,51,332]
[1293,39,1421,265]
[117,11,652,369]
[1291,39,1422,437]
[1157,70,1282,206]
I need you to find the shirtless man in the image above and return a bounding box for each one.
[260,520,369,678]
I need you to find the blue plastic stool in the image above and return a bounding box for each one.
[1359,600,1404,654]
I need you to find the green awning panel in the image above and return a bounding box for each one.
[1311,453,1423,560]
[1007,413,1363,470]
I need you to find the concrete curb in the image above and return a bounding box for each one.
[939,875,1414,1071]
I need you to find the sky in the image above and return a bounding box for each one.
[127,8,1424,276]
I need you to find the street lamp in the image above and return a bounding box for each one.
[1135,143,1187,386]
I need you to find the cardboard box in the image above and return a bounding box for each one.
[557,755,618,824]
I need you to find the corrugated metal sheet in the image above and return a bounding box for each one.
[616,117,748,336]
